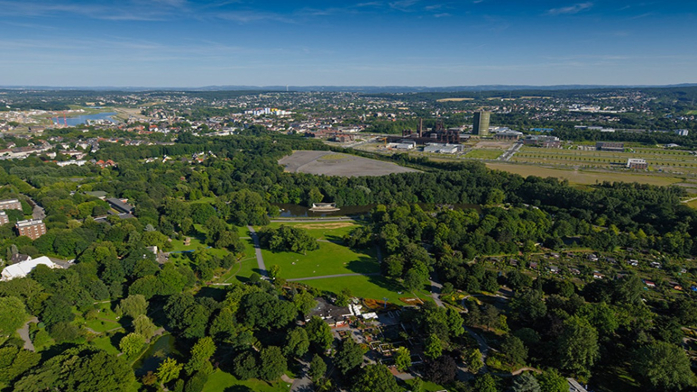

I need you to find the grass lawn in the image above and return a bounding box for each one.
[402,379,447,392]
[188,196,216,205]
[295,274,431,305]
[262,241,379,279]
[202,370,291,392]
[687,199,697,209]
[85,318,122,333]
[221,256,259,282]
[170,235,207,253]
[89,335,120,355]
[266,221,359,240]
[465,149,503,160]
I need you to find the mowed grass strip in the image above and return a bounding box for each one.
[295,274,431,305]
[262,241,379,279]
[203,370,291,392]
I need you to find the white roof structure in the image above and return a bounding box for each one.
[1,256,59,281]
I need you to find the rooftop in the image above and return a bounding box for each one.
[15,219,44,228]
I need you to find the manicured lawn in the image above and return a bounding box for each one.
[188,196,216,205]
[262,241,379,279]
[465,149,503,160]
[202,370,291,392]
[85,318,122,333]
[266,222,360,240]
[222,256,259,282]
[170,235,207,253]
[89,335,120,355]
[295,274,431,305]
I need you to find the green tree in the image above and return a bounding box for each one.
[293,290,317,316]
[632,341,695,391]
[403,267,426,292]
[259,346,287,381]
[335,338,366,375]
[119,333,145,357]
[185,337,216,376]
[269,264,281,279]
[284,327,310,358]
[501,335,528,365]
[395,347,412,372]
[446,307,465,337]
[556,316,599,377]
[157,357,182,386]
[309,354,327,383]
[353,364,402,392]
[474,373,499,392]
[15,346,136,392]
[467,349,484,374]
[115,294,148,319]
[512,372,541,392]
[424,334,442,360]
[133,314,158,340]
[536,369,568,392]
[306,316,333,351]
[0,296,29,339]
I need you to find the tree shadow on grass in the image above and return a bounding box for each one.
[224,387,253,392]
[346,257,382,274]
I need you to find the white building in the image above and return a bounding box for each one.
[675,129,689,136]
[1,256,61,281]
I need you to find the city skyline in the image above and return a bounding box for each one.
[1,0,695,87]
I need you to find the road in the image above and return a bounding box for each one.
[287,272,380,282]
[17,317,39,351]
[247,226,268,278]
[500,141,523,161]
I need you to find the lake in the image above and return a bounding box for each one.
[59,112,117,126]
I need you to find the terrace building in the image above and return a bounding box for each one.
[15,219,47,240]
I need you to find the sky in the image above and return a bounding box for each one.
[0,0,695,87]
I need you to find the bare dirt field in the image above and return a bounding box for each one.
[279,150,418,177]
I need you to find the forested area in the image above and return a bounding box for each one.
[0,131,694,391]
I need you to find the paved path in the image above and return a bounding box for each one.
[430,279,445,308]
[17,317,38,351]
[500,141,523,161]
[247,225,267,278]
[290,358,312,392]
[287,272,380,282]
[270,217,357,223]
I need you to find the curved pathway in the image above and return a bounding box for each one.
[247,226,268,278]
[17,317,38,351]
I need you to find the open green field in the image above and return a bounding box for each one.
[687,110,697,115]
[260,222,380,280]
[295,274,430,305]
[202,370,291,392]
[262,241,379,279]
[512,145,697,174]
[486,162,684,187]
[464,149,503,160]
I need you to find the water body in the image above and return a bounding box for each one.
[55,112,117,126]
[272,203,480,218]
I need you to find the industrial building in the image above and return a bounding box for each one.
[473,111,491,136]
[627,158,648,169]
[596,142,624,152]
[523,135,562,148]
[423,143,460,154]
[397,119,460,145]
[0,199,22,211]
[493,129,523,140]
[15,219,47,240]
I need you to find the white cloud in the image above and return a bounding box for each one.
[546,2,593,16]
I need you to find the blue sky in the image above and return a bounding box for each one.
[0,0,695,87]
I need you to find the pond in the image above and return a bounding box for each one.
[132,334,180,376]
[271,203,480,218]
